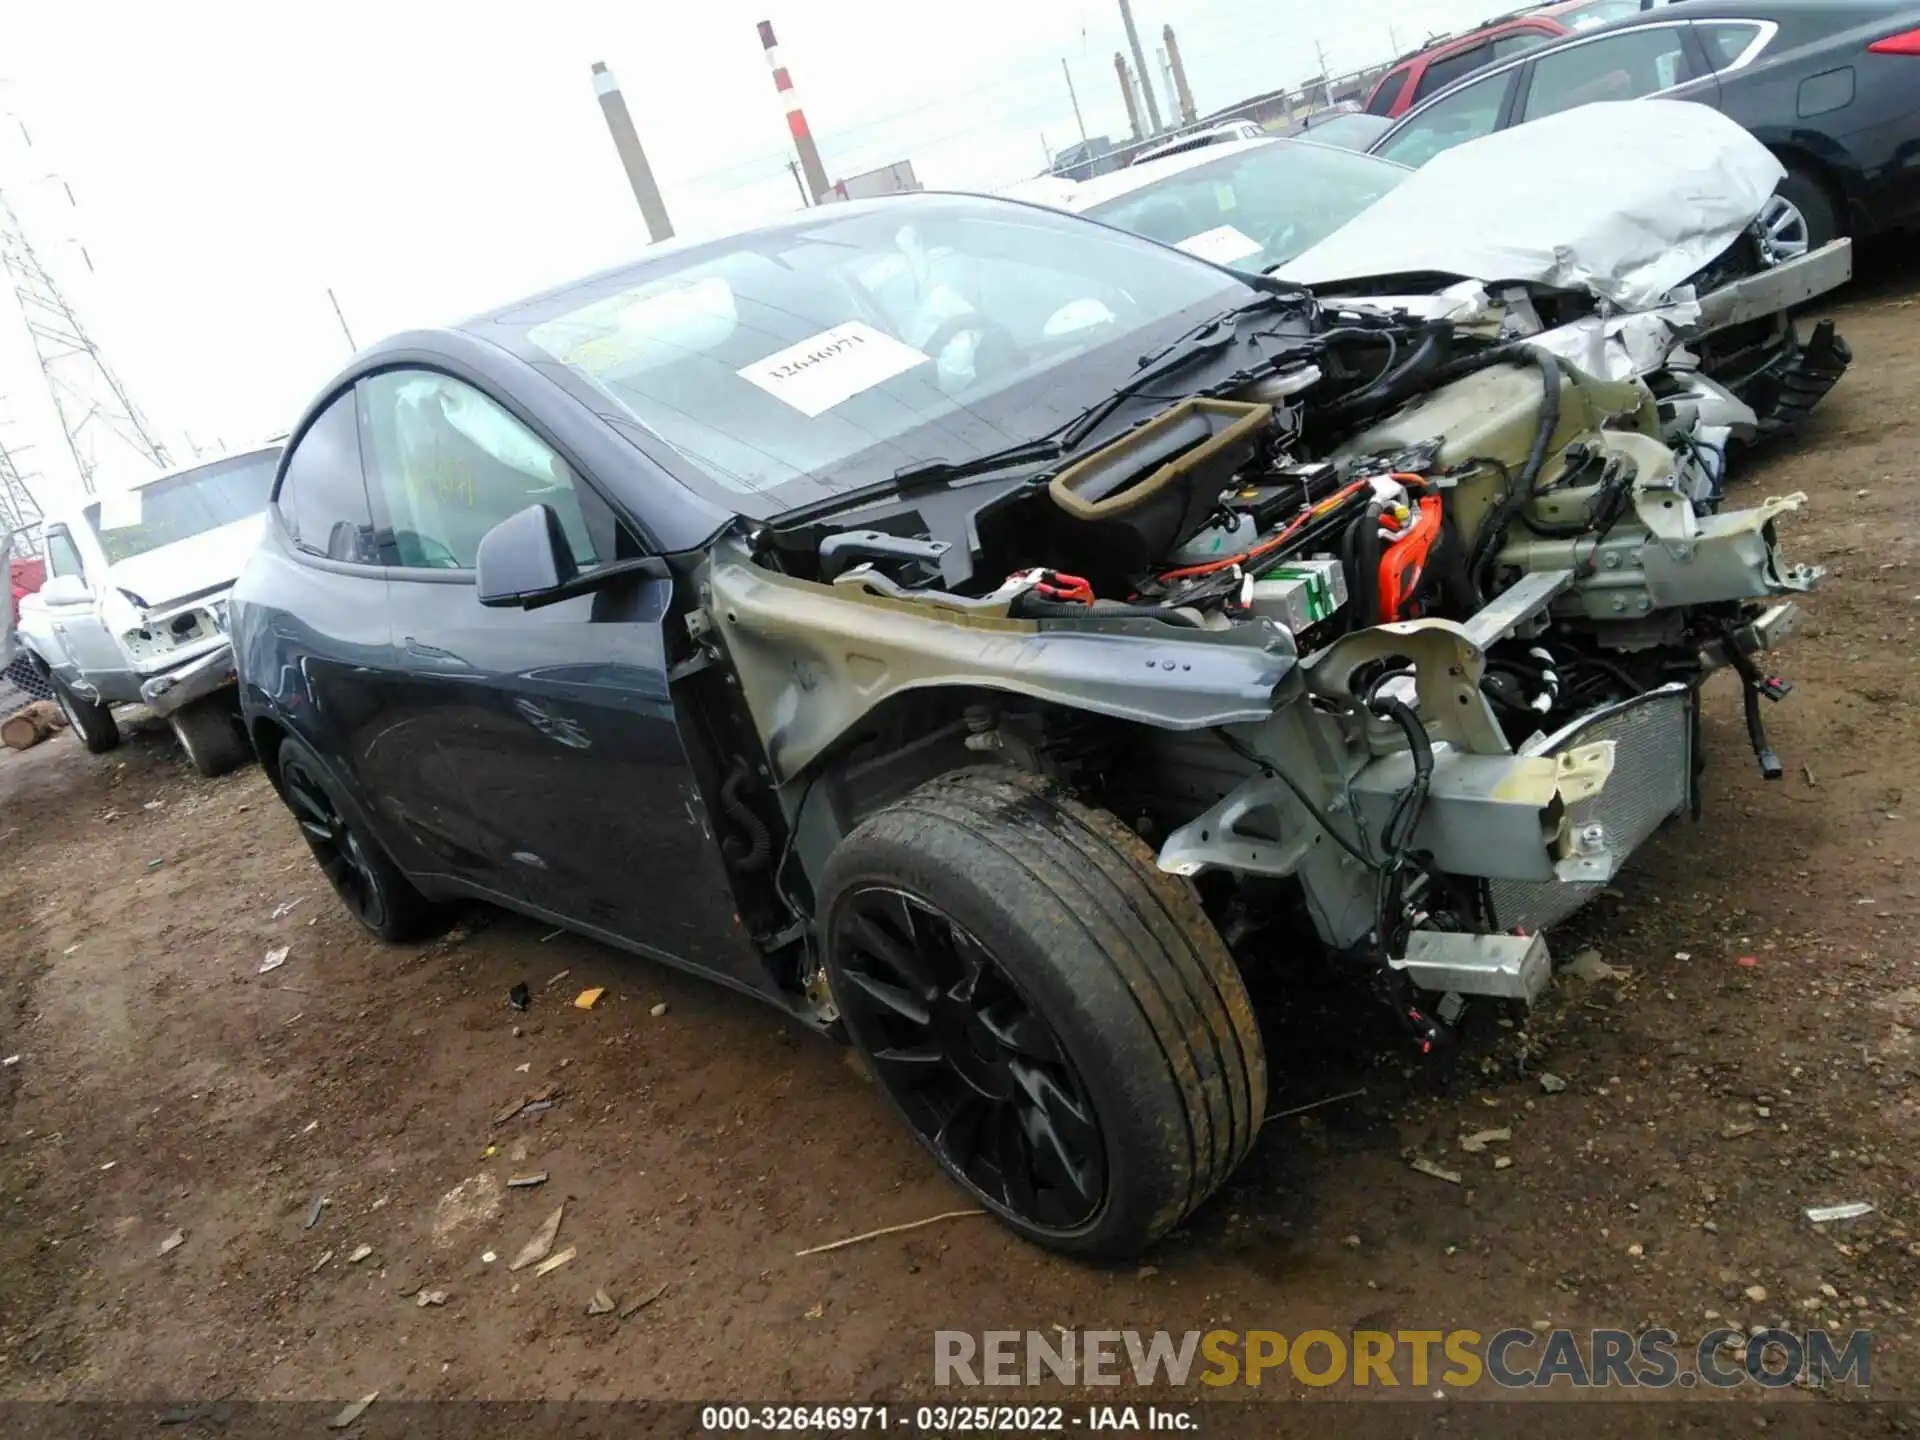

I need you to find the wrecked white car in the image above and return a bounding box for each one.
[1014,101,1851,448]
[236,194,1819,1256]
[17,446,279,775]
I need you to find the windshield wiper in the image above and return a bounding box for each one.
[887,296,1294,490]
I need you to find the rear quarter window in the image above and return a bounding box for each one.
[1366,65,1411,115]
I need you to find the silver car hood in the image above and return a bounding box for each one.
[1277,100,1785,311]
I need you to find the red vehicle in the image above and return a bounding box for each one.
[1364,0,1654,117]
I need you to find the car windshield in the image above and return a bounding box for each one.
[84,450,279,564]
[1084,141,1408,274]
[494,195,1248,511]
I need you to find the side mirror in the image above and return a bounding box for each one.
[476,504,578,607]
[39,574,90,606]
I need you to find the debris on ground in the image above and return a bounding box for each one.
[492,1082,561,1127]
[574,987,606,1011]
[1260,1087,1367,1126]
[544,969,570,990]
[1806,1202,1875,1224]
[432,1174,503,1247]
[1736,955,1759,968]
[588,1288,615,1315]
[1722,1122,1757,1140]
[1459,1128,1513,1153]
[257,945,290,974]
[158,1229,185,1256]
[1564,950,1628,983]
[1409,1157,1463,1185]
[538,928,565,943]
[1493,1156,1514,1170]
[650,1002,669,1018]
[415,1289,447,1307]
[619,1282,669,1319]
[328,1392,378,1430]
[348,1244,373,1264]
[533,1245,576,1277]
[509,1203,565,1271]
[270,898,301,920]
[481,1251,497,1264]
[310,1249,334,1275]
[304,1196,329,1230]
[2,1055,18,1067]
[1538,1073,1567,1095]
[507,1172,548,1189]
[1745,1285,1769,1303]
[794,1208,986,1257]
[507,983,530,1012]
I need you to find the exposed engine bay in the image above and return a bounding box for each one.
[699,297,1820,1045]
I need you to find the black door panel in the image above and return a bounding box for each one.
[369,573,765,989]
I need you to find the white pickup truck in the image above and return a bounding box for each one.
[15,445,280,775]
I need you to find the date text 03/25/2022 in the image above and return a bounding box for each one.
[700,1405,1193,1432]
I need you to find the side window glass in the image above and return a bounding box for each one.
[1365,68,1408,116]
[359,370,598,572]
[1522,29,1694,123]
[45,527,85,580]
[277,393,380,563]
[1413,44,1493,102]
[1696,22,1762,72]
[1375,74,1514,168]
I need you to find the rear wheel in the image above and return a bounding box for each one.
[274,735,448,942]
[49,673,119,754]
[821,768,1267,1257]
[169,694,251,777]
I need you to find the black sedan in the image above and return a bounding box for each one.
[1369,0,1920,251]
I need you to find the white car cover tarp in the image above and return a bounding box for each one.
[1278,100,1786,310]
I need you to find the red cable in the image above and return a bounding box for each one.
[1156,472,1427,583]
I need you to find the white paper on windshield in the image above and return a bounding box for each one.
[97,488,143,529]
[1176,225,1263,266]
[736,321,929,418]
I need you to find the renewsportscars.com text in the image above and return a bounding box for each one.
[934,1327,1871,1391]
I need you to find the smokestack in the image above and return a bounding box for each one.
[591,62,673,243]
[1164,25,1197,126]
[1117,0,1164,135]
[1114,52,1144,141]
[758,20,832,203]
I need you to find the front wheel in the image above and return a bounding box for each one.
[49,673,119,754]
[274,735,449,942]
[1763,169,1840,259]
[821,768,1267,1257]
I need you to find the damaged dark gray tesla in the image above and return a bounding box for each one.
[231,187,1821,1256]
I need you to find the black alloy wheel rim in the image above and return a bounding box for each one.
[281,757,387,929]
[831,886,1107,1231]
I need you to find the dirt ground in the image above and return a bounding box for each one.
[2,260,1918,1429]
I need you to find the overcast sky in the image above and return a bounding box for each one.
[2,0,1491,513]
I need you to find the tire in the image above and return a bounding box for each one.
[1768,167,1841,257]
[169,695,251,777]
[48,672,120,754]
[820,767,1267,1257]
[273,734,449,943]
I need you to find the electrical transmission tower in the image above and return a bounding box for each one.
[0,424,39,552]
[0,189,170,495]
